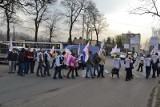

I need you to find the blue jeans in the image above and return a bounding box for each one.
[44,62,50,76]
[93,64,99,75]
[146,66,151,79]
[19,62,24,76]
[24,61,29,74]
[86,64,93,77]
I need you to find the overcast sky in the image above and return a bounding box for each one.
[92,0,159,43]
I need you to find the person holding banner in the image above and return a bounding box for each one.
[85,51,94,78]
[67,53,77,79]
[124,55,133,81]
[50,51,57,69]
[97,50,106,78]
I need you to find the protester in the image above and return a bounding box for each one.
[50,50,57,69]
[112,54,121,78]
[85,51,94,78]
[53,51,63,79]
[44,50,51,76]
[17,48,25,76]
[151,53,159,78]
[31,48,37,73]
[78,51,85,70]
[145,54,152,79]
[67,53,77,79]
[36,48,44,77]
[93,52,100,76]
[124,55,133,81]
[97,50,106,78]
[7,48,18,74]
[137,53,144,72]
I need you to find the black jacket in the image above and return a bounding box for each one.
[7,51,18,61]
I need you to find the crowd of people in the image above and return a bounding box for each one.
[6,47,160,81]
[6,47,107,79]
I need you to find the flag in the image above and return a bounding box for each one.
[78,44,80,55]
[83,41,90,62]
[100,39,105,51]
[9,36,13,51]
[110,45,120,54]
[64,48,72,65]
[50,45,54,54]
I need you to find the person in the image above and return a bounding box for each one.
[151,53,159,78]
[85,51,94,78]
[145,54,152,79]
[17,48,25,76]
[53,51,63,79]
[27,47,34,73]
[36,48,44,77]
[93,52,100,76]
[137,54,144,72]
[67,53,77,79]
[112,54,121,78]
[78,51,85,70]
[97,50,106,78]
[157,56,160,77]
[50,51,57,69]
[130,55,135,79]
[7,48,18,74]
[124,55,133,81]
[31,48,37,73]
[44,50,51,76]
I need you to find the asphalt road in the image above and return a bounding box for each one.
[0,57,159,107]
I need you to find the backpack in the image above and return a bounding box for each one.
[59,56,64,64]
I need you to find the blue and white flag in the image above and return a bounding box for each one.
[83,41,90,62]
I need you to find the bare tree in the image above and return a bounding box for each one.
[61,0,87,44]
[45,10,62,42]
[130,0,160,18]
[91,10,108,45]
[24,0,57,42]
[0,0,21,41]
[0,0,28,41]
[83,0,95,40]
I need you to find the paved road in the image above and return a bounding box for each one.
[0,58,159,107]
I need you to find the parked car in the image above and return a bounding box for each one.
[120,52,126,60]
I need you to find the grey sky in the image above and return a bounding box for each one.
[93,0,158,43]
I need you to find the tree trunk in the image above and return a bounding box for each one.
[96,31,99,46]
[35,23,39,42]
[69,23,73,45]
[7,19,10,41]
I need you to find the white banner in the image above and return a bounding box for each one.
[124,44,129,49]
[130,35,140,45]
[150,37,159,46]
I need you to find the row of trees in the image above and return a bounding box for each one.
[0,0,108,45]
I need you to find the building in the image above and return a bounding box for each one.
[122,33,141,54]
